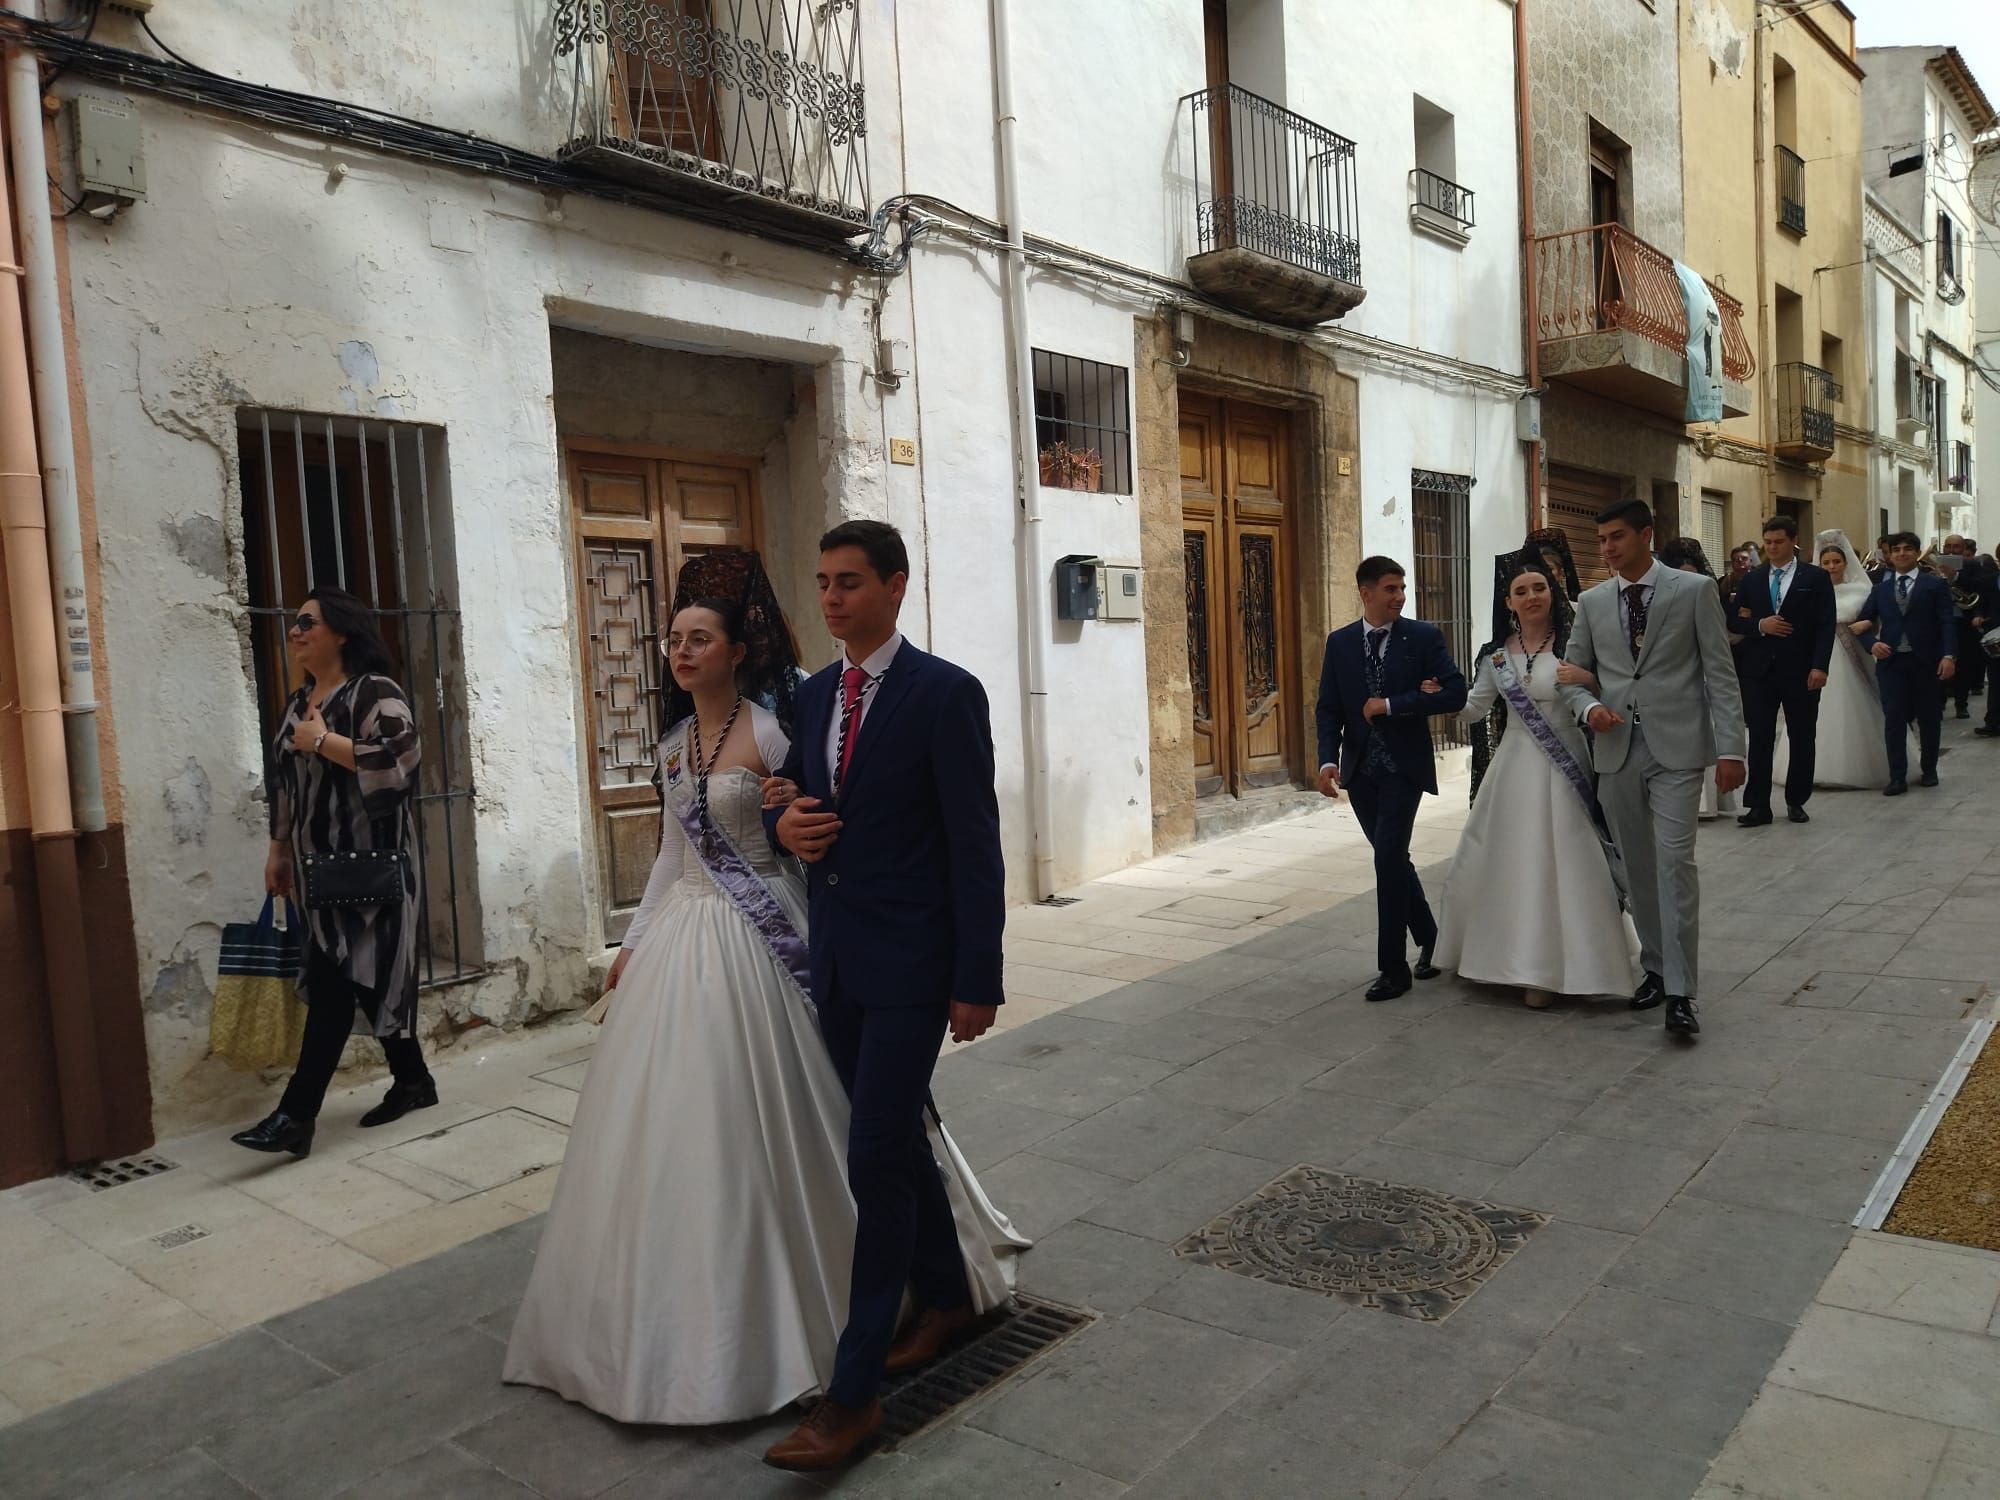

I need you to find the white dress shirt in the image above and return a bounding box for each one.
[825,632,904,785]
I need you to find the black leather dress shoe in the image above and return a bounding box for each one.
[359,1080,439,1129]
[1975,726,2000,738]
[1365,972,1413,1003]
[1787,805,1810,824]
[1883,780,1908,796]
[1919,770,1940,787]
[1737,809,1773,828]
[1629,970,1666,1011]
[1956,705,1971,719]
[1664,996,1700,1037]
[1413,947,1441,981]
[230,1111,314,1158]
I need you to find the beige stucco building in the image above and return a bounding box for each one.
[1679,0,1867,563]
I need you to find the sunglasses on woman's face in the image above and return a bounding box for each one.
[289,613,321,635]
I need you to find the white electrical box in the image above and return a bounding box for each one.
[1100,564,1142,620]
[1515,392,1542,443]
[66,93,146,211]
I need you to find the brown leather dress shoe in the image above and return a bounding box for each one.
[763,1398,882,1471]
[885,1304,978,1374]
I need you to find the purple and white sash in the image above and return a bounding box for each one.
[668,793,815,1001]
[1489,652,1630,902]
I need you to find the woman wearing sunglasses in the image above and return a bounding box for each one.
[231,585,432,1158]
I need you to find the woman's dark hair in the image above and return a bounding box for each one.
[656,550,803,762]
[303,585,395,679]
[672,596,748,646]
[1658,538,1716,578]
[1468,548,1575,804]
[819,519,910,583]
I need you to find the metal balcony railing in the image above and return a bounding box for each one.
[553,0,869,232]
[1776,145,1806,235]
[1951,443,1973,492]
[1182,83,1362,285]
[1532,223,1755,381]
[1410,167,1475,228]
[1775,362,1838,453]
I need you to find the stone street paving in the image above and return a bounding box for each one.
[5,726,2000,1498]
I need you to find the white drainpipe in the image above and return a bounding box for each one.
[6,0,104,832]
[989,0,1056,900]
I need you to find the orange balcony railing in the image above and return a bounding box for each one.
[1533,224,1754,384]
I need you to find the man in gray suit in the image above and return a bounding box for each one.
[1560,498,1747,1039]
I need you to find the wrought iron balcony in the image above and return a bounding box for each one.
[1776,145,1806,235]
[1409,168,1475,241]
[1180,83,1364,327]
[1532,223,1754,420]
[553,0,869,237]
[1774,361,1837,461]
[1950,443,1973,493]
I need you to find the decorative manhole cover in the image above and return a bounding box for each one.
[1173,1165,1547,1322]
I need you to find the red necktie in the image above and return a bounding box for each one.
[836,666,866,789]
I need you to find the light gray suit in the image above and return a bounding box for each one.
[1560,563,1746,999]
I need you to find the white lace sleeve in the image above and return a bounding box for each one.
[751,701,792,776]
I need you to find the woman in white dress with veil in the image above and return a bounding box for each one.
[1801,530,1892,788]
[1432,553,1635,1008]
[505,561,1025,1426]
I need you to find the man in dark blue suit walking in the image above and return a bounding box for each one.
[1315,555,1468,1001]
[1857,531,1958,794]
[762,521,1005,1471]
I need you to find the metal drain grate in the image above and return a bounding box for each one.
[878,1294,1094,1447]
[1035,895,1082,908]
[70,1155,179,1192]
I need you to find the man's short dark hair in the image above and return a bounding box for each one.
[1595,497,1653,532]
[819,519,910,583]
[1884,530,1922,552]
[1762,515,1798,539]
[1355,555,1406,587]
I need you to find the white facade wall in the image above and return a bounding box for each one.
[1861,192,1930,542]
[1977,150,2000,546]
[59,0,1526,1125]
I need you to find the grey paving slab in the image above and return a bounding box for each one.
[1842,972,1990,1020]
[1567,1077,1767,1156]
[1216,1089,1413,1167]
[1234,1310,1537,1472]
[1080,1147,1286,1243]
[1775,927,1895,975]
[1248,994,1420,1062]
[1306,1036,1503,1108]
[1932,1428,2000,1500]
[967,1012,1133,1071]
[1147,1041,1333,1114]
[972,1151,1125,1240]
[1336,1141,1508,1200]
[1686,1122,1889,1222]
[1629,1028,1817,1093]
[1381,1080,1585,1167]
[205,1325,531,1500]
[929,1053,1044,1111]
[1087,1006,1267,1065]
[1701,1383,1951,1500]
[263,1215,541,1374]
[1603,1196,1852,1328]
[1501,1287,1793,1459]
[598,1438,824,1499]
[1139,1263,1348,1349]
[1752,1064,1932,1143]
[1795,1013,1977,1081]
[1772,1304,2000,1436]
[1484,1028,1655,1103]
[933,1093,1075,1171]
[330,1442,539,1500]
[1196,958,1373,1022]
[1124,1414,1413,1500]
[1775,969,1882,1006]
[846,1426,1124,1500]
[455,1389,667,1500]
[1701,905,1819,944]
[1405,1405,1708,1500]
[1443,1220,1635,1348]
[1032,1092,1243,1182]
[974,1045,1181,1120]
[1811,901,1938,936]
[0,1327,335,1497]
[1147,950,1290,997]
[1489,1131,1707,1235]
[1065,978,1219,1025]
[1014,1220,1184,1315]
[95,1449,258,1500]
[969,1308,1289,1483]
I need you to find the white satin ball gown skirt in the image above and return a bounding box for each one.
[1435,724,1637,1000]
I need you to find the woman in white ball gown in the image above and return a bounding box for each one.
[504,553,1025,1426]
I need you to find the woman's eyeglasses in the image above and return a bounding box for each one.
[288,614,321,634]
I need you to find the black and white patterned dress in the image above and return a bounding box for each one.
[268,673,422,1036]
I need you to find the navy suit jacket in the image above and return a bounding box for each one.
[1314,617,1468,796]
[765,643,1006,1011]
[1731,559,1837,680]
[1857,570,1957,670]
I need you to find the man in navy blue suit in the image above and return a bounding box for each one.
[1856,531,1958,794]
[1731,514,1837,826]
[762,521,1005,1471]
[1315,555,1468,1002]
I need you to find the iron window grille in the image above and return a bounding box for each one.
[553,0,869,235]
[1774,362,1838,452]
[1410,168,1475,229]
[239,412,483,990]
[1952,442,1973,493]
[1937,213,1965,304]
[1411,471,1473,753]
[1775,146,1805,235]
[1033,350,1132,494]
[1183,83,1361,285]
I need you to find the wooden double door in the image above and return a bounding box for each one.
[1180,393,1297,798]
[566,441,759,942]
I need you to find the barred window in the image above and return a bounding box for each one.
[1411,469,1473,753]
[1033,350,1132,494]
